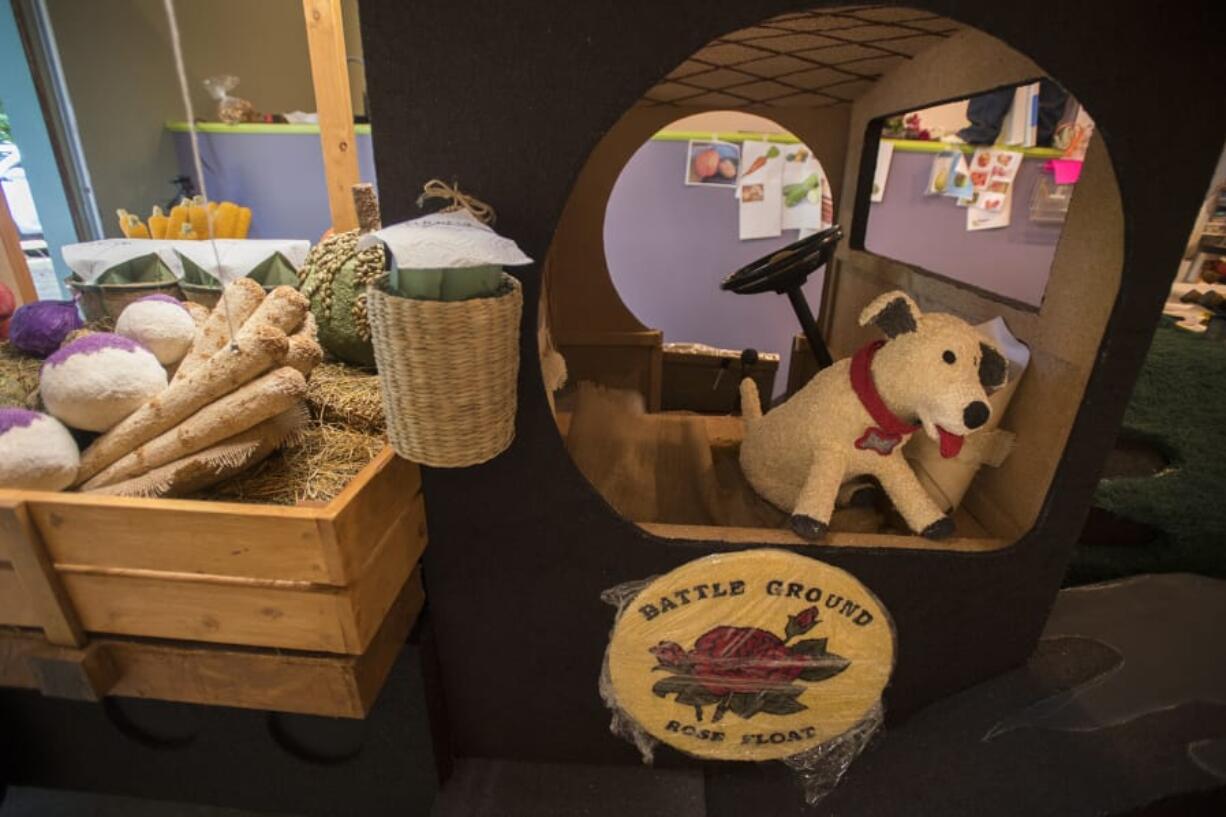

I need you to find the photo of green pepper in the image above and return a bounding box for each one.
[783,173,820,208]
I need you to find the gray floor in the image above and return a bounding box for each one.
[430,759,705,817]
[0,787,294,816]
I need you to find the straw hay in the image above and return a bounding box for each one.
[305,360,385,434]
[200,419,385,505]
[199,360,386,505]
[3,335,386,506]
[0,341,42,409]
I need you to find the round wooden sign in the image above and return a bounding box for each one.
[606,549,895,761]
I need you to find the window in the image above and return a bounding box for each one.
[859,80,1093,308]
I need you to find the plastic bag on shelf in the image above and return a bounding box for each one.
[204,74,254,124]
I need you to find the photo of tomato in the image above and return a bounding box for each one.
[692,148,719,180]
[686,141,741,187]
[971,171,989,187]
[976,151,991,168]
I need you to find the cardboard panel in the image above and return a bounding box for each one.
[827,30,1124,541]
[358,0,1226,768]
[547,105,851,344]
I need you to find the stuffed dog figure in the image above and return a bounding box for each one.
[739,291,1008,541]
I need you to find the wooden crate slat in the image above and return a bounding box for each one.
[327,451,422,580]
[0,567,425,718]
[0,561,39,628]
[61,570,350,653]
[15,491,333,584]
[339,490,428,653]
[0,501,85,647]
[353,567,424,711]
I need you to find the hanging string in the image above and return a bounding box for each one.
[416,179,496,225]
[161,0,239,350]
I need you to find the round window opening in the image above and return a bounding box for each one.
[603,110,834,406]
[541,5,1122,556]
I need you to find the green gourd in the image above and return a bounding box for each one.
[297,230,386,369]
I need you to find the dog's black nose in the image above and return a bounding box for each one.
[963,401,989,429]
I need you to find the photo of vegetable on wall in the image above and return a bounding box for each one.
[685,140,740,187]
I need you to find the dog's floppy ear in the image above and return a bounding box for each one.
[859,291,920,338]
[979,342,1008,391]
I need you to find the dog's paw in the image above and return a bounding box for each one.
[789,514,829,541]
[920,516,956,540]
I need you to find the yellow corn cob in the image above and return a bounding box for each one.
[188,200,209,240]
[116,209,150,239]
[214,202,239,239]
[147,206,168,239]
[165,201,189,241]
[233,206,252,239]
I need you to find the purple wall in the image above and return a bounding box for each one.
[604,139,824,395]
[866,150,1065,306]
[173,130,378,241]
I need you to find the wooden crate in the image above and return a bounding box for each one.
[0,446,428,717]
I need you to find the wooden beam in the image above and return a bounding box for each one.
[0,499,85,647]
[0,182,37,304]
[303,0,360,233]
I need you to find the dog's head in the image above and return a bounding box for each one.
[858,291,1008,457]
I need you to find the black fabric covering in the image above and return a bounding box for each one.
[357,0,1226,766]
[0,647,437,816]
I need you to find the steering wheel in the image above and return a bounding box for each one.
[721,225,842,369]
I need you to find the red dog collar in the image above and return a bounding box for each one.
[850,340,918,456]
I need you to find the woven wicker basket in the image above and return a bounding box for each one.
[367,273,522,467]
[67,276,184,323]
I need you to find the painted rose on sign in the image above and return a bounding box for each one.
[648,606,849,722]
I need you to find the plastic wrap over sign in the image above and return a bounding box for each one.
[600,549,895,805]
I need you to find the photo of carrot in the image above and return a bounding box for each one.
[742,145,780,179]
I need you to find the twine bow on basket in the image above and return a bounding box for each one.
[416,179,496,225]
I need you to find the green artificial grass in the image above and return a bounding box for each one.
[1067,318,1226,584]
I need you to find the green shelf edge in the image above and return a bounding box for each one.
[166,121,372,135]
[166,123,1062,161]
[649,130,1065,160]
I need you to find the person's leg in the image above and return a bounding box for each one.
[1037,79,1070,147]
[957,88,1013,144]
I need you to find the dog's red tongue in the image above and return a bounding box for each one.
[937,426,964,459]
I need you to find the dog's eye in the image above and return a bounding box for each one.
[942,350,956,364]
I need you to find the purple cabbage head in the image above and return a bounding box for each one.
[8,300,84,358]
